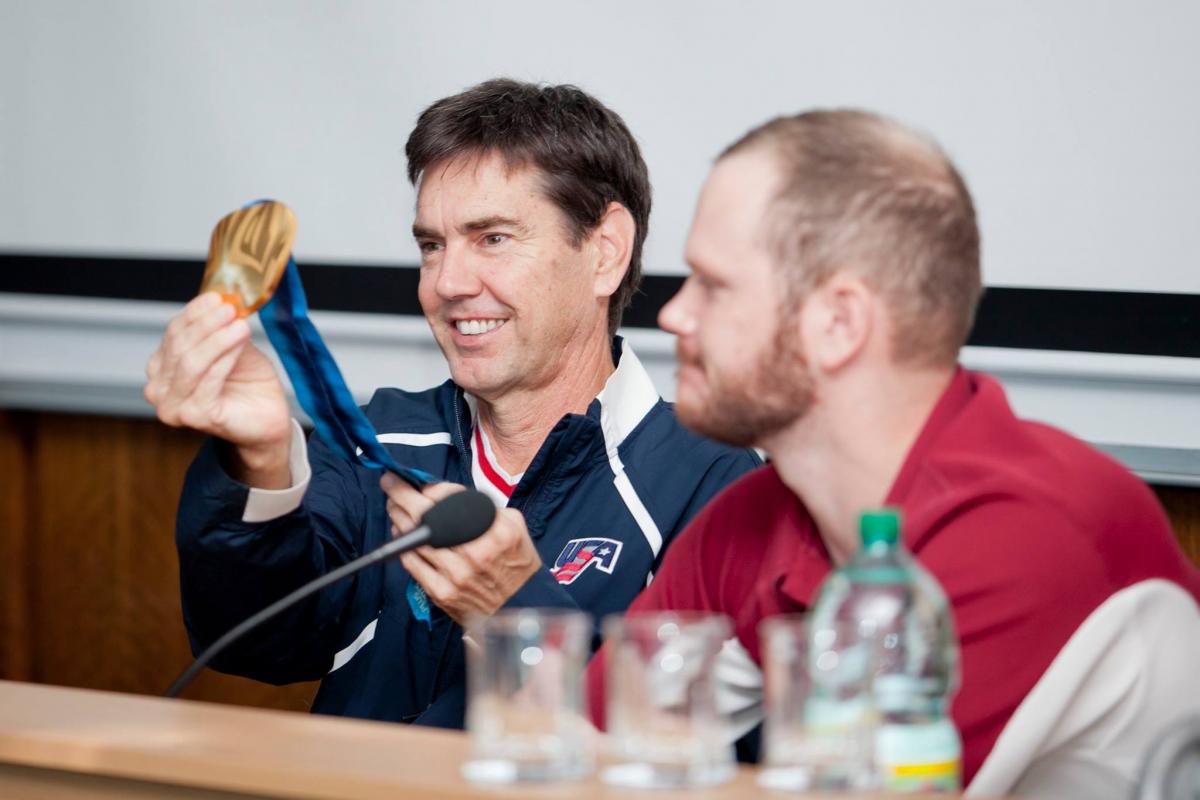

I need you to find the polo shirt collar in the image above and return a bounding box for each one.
[885,367,975,505]
[775,366,976,609]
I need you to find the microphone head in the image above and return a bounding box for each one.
[422,490,496,548]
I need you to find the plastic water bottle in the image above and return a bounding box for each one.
[808,508,962,792]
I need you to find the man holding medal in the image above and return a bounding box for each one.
[144,79,759,726]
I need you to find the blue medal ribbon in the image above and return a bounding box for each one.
[254,228,437,626]
[258,257,435,487]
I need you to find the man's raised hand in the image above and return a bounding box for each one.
[145,292,293,487]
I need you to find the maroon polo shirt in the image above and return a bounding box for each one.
[587,369,1200,783]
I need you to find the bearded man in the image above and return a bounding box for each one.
[588,109,1200,795]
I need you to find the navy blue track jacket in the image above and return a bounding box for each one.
[176,340,759,726]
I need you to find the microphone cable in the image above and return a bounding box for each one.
[164,489,494,698]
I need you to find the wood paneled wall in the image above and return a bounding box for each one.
[1157,485,1200,563]
[1,409,1199,710]
[0,411,32,683]
[0,410,317,711]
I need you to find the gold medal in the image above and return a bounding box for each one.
[200,201,297,317]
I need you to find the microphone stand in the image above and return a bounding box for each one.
[164,526,430,698]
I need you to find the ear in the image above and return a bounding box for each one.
[801,272,874,373]
[589,202,635,300]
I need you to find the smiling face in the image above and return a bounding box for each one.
[414,151,610,401]
[659,148,815,447]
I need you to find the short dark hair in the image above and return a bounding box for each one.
[406,79,651,336]
[722,110,982,367]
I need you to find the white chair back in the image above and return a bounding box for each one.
[968,580,1200,799]
[1135,715,1200,800]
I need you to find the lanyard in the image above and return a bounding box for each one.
[258,256,435,488]
[256,251,439,625]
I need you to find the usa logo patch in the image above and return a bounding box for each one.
[551,538,622,585]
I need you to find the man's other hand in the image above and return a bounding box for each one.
[380,475,541,625]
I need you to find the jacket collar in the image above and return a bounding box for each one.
[458,336,661,456]
[595,337,661,457]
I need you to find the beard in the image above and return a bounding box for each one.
[676,312,814,448]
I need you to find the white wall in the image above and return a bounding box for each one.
[2,0,1199,293]
[1,1,1197,482]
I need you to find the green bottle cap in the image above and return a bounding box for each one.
[860,508,901,547]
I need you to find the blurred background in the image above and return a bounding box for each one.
[1,0,1196,711]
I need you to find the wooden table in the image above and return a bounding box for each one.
[0,680,946,798]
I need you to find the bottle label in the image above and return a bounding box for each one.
[876,720,961,792]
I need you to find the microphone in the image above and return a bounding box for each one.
[164,489,495,698]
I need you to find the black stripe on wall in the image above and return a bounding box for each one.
[1,253,1196,358]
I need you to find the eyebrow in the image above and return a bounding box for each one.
[412,215,527,241]
[461,215,525,234]
[685,251,726,284]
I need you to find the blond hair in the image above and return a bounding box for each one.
[722,110,982,366]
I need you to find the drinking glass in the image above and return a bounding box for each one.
[601,611,736,789]
[758,614,880,792]
[461,608,594,784]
